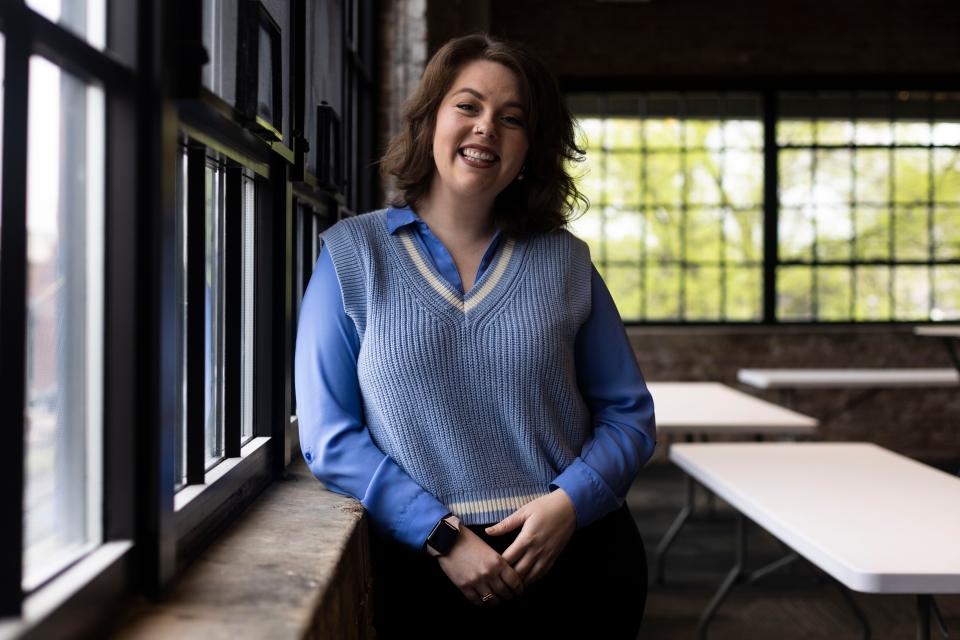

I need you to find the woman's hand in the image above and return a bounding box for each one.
[484,489,577,586]
[436,526,525,606]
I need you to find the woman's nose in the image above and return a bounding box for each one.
[475,118,497,139]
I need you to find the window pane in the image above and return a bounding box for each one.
[854,207,890,260]
[23,55,104,589]
[934,208,960,260]
[645,152,682,207]
[647,206,681,263]
[724,209,762,265]
[569,208,603,263]
[605,265,641,321]
[202,0,238,105]
[645,265,680,320]
[779,150,812,207]
[686,208,722,263]
[933,266,960,321]
[779,207,814,261]
[27,0,106,49]
[205,163,225,467]
[257,25,275,124]
[685,265,722,320]
[933,148,960,204]
[726,267,762,321]
[605,208,642,264]
[604,153,641,206]
[242,175,256,443]
[894,206,929,261]
[817,267,852,321]
[893,266,930,320]
[894,149,931,205]
[816,207,853,262]
[606,118,641,150]
[854,266,892,321]
[778,267,814,321]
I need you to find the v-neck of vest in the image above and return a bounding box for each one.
[381,212,528,321]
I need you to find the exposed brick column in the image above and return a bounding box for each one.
[377,0,428,205]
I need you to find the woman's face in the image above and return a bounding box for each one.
[429,59,529,207]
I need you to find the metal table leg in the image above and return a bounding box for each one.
[654,473,696,585]
[917,594,951,640]
[697,513,747,640]
[697,513,871,640]
[919,595,932,640]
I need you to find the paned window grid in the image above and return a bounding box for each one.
[570,90,960,323]
[777,91,960,322]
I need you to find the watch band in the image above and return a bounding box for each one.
[425,514,460,557]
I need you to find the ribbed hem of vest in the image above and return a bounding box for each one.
[441,485,552,526]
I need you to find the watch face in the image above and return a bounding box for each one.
[429,519,459,555]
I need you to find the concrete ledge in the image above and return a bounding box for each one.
[115,461,373,639]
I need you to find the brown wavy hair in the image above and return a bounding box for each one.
[379,33,587,237]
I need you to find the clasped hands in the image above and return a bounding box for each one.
[436,489,577,607]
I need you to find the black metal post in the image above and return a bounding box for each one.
[0,9,30,617]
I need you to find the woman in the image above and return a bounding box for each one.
[295,33,656,637]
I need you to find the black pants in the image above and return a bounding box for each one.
[370,504,647,639]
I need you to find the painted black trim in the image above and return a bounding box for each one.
[185,145,208,485]
[224,165,243,458]
[0,15,29,617]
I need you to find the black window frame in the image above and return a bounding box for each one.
[0,0,377,636]
[563,79,960,326]
[0,0,139,633]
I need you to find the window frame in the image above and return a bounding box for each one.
[563,80,960,325]
[0,0,139,632]
[0,0,377,635]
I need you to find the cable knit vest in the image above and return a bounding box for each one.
[320,209,593,525]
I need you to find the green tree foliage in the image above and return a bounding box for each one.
[570,113,960,322]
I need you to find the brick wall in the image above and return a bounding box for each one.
[631,327,960,463]
[426,0,960,78]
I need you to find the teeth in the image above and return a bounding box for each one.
[461,148,496,161]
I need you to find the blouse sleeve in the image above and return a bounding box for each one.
[550,265,657,528]
[294,244,450,550]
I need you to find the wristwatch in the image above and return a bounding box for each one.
[424,513,461,557]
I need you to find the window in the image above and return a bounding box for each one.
[0,0,375,633]
[175,146,189,488]
[26,0,106,50]
[777,91,960,321]
[173,150,259,484]
[290,198,328,414]
[569,93,764,321]
[569,90,960,323]
[23,55,105,590]
[204,160,226,467]
[201,0,238,106]
[241,173,255,443]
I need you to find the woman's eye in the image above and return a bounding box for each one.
[456,103,476,112]
[503,116,524,127]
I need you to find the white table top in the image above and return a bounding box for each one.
[670,442,960,594]
[647,382,818,435]
[914,326,960,338]
[737,368,959,389]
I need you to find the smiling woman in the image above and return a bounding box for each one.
[295,33,656,638]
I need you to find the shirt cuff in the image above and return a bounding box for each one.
[550,458,621,529]
[395,490,452,552]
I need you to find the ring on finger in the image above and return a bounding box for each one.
[481,592,495,603]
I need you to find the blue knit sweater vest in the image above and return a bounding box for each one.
[321,209,593,525]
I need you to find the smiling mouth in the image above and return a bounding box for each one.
[458,147,499,164]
